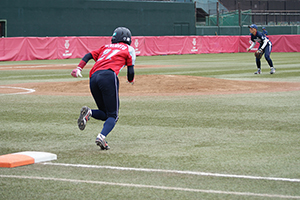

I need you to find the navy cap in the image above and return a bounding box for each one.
[248,24,258,29]
[262,27,266,29]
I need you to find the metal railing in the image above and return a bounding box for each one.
[244,10,300,25]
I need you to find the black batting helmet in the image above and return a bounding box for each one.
[111,27,132,45]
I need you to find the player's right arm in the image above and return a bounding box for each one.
[247,40,256,51]
[247,35,256,52]
[78,53,93,69]
[248,42,256,51]
[71,53,93,78]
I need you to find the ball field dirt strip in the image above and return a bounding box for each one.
[1,75,300,96]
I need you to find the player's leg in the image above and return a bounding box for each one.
[78,71,109,131]
[264,44,275,74]
[77,106,92,131]
[254,57,262,74]
[90,71,108,121]
[99,71,119,137]
[95,70,120,150]
[254,44,262,74]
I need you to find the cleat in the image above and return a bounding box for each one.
[270,67,276,74]
[77,106,92,131]
[95,134,110,150]
[254,69,261,74]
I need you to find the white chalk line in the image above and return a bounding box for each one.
[1,175,299,199]
[0,86,35,95]
[42,162,300,183]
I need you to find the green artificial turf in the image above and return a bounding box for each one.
[1,53,300,199]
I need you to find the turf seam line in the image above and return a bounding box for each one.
[1,175,299,199]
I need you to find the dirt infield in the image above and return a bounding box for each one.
[1,64,300,96]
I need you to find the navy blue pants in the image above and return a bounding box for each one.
[256,44,273,69]
[89,70,119,137]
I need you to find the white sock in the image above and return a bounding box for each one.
[97,133,105,139]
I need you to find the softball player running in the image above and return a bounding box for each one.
[247,24,275,74]
[71,27,136,150]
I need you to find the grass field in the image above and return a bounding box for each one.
[1,52,300,199]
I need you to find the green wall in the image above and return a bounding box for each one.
[0,0,196,37]
[2,0,298,37]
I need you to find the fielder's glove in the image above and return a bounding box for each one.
[71,67,82,78]
[255,49,263,59]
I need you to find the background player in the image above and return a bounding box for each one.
[262,27,268,36]
[247,24,275,74]
[71,27,136,150]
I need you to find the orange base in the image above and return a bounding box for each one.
[0,154,35,168]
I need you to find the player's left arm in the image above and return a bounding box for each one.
[127,65,134,84]
[126,46,136,84]
[259,34,269,51]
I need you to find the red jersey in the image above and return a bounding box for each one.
[89,43,136,78]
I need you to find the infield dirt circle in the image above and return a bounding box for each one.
[1,64,300,96]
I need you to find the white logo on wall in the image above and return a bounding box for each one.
[191,38,198,52]
[63,40,72,57]
[249,39,258,51]
[134,39,140,54]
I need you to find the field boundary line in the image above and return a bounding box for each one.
[42,162,300,183]
[1,174,300,199]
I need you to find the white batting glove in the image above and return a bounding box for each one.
[71,67,82,78]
